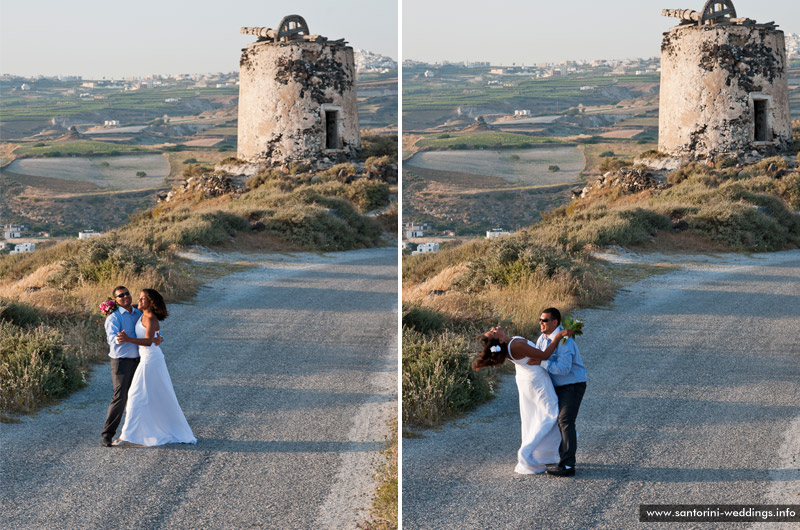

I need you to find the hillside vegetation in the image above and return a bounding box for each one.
[402,147,800,430]
[0,135,397,418]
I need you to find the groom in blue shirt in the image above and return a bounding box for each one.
[534,307,587,477]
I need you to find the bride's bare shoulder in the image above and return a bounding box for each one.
[143,313,160,331]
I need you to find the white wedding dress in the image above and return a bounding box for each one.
[118,319,196,446]
[508,337,561,474]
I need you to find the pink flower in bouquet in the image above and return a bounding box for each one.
[100,298,118,317]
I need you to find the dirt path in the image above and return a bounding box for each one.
[0,247,397,529]
[403,249,800,529]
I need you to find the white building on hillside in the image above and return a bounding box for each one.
[486,228,511,239]
[78,230,103,240]
[11,243,35,254]
[404,221,430,239]
[412,242,439,255]
[3,224,24,239]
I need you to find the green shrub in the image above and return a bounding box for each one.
[750,156,790,175]
[321,163,358,180]
[402,328,493,428]
[454,238,577,293]
[263,200,382,250]
[0,299,46,327]
[365,155,394,168]
[718,183,800,231]
[548,165,560,172]
[667,161,717,186]
[345,179,391,212]
[791,120,800,154]
[246,168,286,189]
[124,209,250,251]
[599,157,632,173]
[686,202,794,251]
[714,155,738,169]
[136,171,147,178]
[289,161,312,175]
[183,158,198,164]
[565,207,672,248]
[360,134,398,160]
[0,322,85,413]
[403,304,448,335]
[599,150,615,157]
[46,236,162,288]
[183,164,213,178]
[735,173,800,211]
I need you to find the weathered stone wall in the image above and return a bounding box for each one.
[238,41,360,164]
[659,24,791,157]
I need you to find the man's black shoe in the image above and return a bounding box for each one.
[546,465,575,477]
[101,438,112,447]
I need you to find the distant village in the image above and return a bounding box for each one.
[404,31,800,80]
[2,49,397,93]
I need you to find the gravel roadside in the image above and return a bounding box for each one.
[0,247,398,530]
[402,249,800,529]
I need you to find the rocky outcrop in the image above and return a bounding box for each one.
[575,167,668,199]
[159,173,246,202]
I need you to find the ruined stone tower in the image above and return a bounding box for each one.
[659,1,791,157]
[237,15,360,164]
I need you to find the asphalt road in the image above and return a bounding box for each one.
[403,249,800,529]
[0,247,397,530]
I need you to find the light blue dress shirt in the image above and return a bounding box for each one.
[536,325,587,387]
[104,306,142,359]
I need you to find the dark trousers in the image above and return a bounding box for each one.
[101,357,139,441]
[554,382,586,468]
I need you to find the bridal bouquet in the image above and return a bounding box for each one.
[560,316,584,344]
[99,298,118,317]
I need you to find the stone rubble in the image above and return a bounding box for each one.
[159,173,246,203]
[574,167,668,199]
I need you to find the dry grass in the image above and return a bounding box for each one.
[359,416,398,530]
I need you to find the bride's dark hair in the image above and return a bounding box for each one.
[142,288,169,321]
[473,335,509,370]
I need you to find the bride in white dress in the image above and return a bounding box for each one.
[474,325,571,474]
[116,289,196,446]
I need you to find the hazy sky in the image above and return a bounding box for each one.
[0,0,398,78]
[403,0,800,65]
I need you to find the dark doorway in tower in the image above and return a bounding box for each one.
[325,109,341,149]
[753,98,769,142]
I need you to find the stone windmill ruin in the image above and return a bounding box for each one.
[237,15,361,165]
[658,0,791,158]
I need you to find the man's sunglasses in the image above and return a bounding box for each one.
[115,292,131,298]
[539,318,551,322]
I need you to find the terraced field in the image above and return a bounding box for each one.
[405,146,585,187]
[4,154,169,191]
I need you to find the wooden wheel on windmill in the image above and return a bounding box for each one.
[277,15,309,41]
[700,0,737,25]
